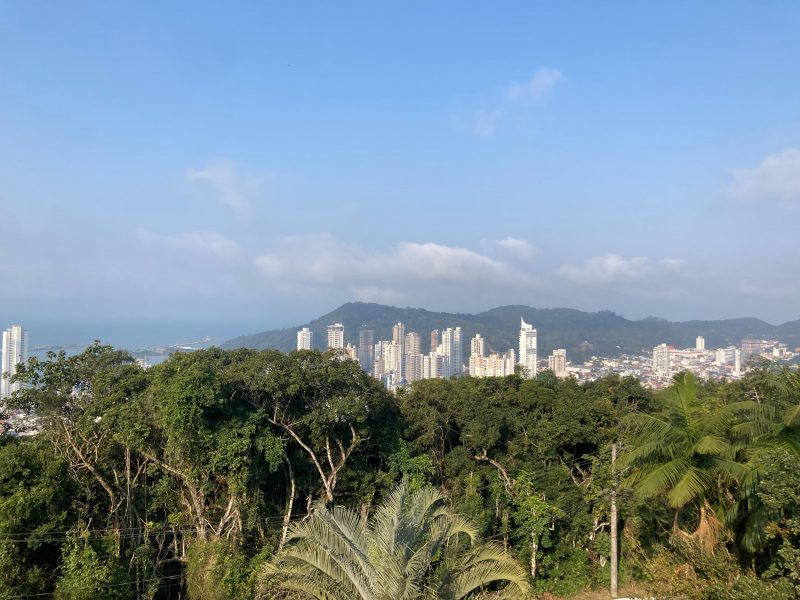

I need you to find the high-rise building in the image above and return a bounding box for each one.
[548,349,568,378]
[344,343,358,362]
[440,327,463,377]
[422,353,444,379]
[296,327,313,350]
[716,347,736,366]
[392,322,405,347]
[404,332,421,356]
[653,343,671,379]
[715,348,726,366]
[391,323,405,378]
[695,336,705,351]
[373,340,391,378]
[470,334,485,358]
[469,334,487,377]
[358,329,375,372]
[373,357,385,379]
[327,323,344,350]
[741,339,762,364]
[405,352,423,383]
[469,349,516,378]
[518,318,538,378]
[454,327,462,375]
[734,349,743,377]
[430,330,439,354]
[384,342,402,378]
[1,325,28,400]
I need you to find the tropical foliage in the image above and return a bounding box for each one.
[260,480,530,599]
[0,344,799,598]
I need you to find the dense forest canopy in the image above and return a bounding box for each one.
[1,344,799,598]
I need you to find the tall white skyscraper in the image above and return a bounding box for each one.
[653,343,671,379]
[453,327,462,375]
[296,327,313,350]
[548,349,568,378]
[1,325,28,400]
[696,336,705,351]
[327,323,345,350]
[392,322,405,378]
[518,318,538,378]
[384,341,402,377]
[440,327,463,377]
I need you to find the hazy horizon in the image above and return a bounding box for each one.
[11,299,800,354]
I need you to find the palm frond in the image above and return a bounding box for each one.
[260,480,529,600]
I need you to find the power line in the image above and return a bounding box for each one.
[0,516,289,543]
[5,574,183,599]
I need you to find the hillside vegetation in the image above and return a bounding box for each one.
[223,302,800,362]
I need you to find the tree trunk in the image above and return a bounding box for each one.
[610,442,618,599]
[279,458,296,551]
[530,533,538,579]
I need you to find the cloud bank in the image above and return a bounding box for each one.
[730,148,800,203]
[558,254,684,286]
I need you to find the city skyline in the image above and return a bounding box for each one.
[292,314,788,390]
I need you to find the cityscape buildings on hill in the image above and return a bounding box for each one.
[295,316,797,392]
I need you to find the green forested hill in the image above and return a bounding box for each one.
[222,302,800,361]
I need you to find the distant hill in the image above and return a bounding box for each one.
[222,302,800,363]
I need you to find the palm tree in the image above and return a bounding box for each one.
[620,372,755,547]
[258,480,530,600]
[727,368,800,553]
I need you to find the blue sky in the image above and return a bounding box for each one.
[2,1,800,342]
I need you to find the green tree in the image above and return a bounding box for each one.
[0,436,76,597]
[259,480,531,599]
[620,372,755,546]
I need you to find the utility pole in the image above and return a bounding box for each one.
[610,442,618,598]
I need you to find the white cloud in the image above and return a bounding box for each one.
[186,159,262,216]
[466,66,563,137]
[138,229,243,261]
[559,254,684,286]
[506,67,564,100]
[729,148,800,202]
[485,237,537,259]
[254,234,539,292]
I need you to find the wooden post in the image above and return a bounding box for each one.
[610,442,618,598]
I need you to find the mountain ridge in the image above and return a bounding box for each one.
[221,302,800,362]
